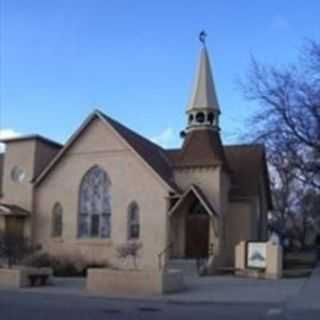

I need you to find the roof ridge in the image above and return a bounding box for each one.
[35,109,178,192]
[96,110,174,169]
[96,110,166,151]
[96,110,177,190]
[0,134,63,148]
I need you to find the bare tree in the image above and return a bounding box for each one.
[116,242,142,270]
[242,40,320,247]
[297,190,320,246]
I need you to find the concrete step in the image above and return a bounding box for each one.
[167,259,199,276]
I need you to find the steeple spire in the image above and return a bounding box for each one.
[186,32,221,132]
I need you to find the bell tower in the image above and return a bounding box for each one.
[186,31,221,133]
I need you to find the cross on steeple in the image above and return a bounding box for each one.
[199,30,207,46]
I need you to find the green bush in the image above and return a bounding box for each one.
[23,252,110,277]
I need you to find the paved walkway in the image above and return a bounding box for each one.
[1,268,319,319]
[15,274,306,305]
[167,275,305,304]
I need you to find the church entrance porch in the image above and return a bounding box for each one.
[168,185,219,262]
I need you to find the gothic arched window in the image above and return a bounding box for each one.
[128,202,140,240]
[78,166,111,238]
[52,202,63,237]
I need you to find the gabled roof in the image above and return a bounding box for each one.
[225,144,272,209]
[34,110,178,192]
[0,203,30,217]
[166,142,272,210]
[168,184,219,217]
[97,111,178,192]
[167,130,230,171]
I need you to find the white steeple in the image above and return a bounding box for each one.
[185,32,221,132]
[187,46,220,112]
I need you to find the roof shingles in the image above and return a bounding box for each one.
[166,142,272,209]
[98,111,178,191]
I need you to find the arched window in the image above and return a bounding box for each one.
[52,202,63,237]
[196,112,205,123]
[78,166,111,238]
[207,112,215,124]
[188,114,194,124]
[128,202,140,240]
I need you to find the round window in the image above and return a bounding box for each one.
[11,166,26,183]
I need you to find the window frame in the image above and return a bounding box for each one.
[78,166,112,239]
[51,202,63,238]
[127,202,140,240]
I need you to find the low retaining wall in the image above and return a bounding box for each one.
[0,267,53,289]
[87,268,185,296]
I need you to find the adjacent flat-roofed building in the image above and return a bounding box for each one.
[0,42,271,271]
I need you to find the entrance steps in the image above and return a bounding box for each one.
[167,259,199,276]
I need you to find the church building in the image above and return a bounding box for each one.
[0,41,272,271]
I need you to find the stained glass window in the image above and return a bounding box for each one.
[128,202,140,239]
[78,166,111,238]
[52,202,63,237]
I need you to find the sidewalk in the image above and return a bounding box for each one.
[11,274,307,305]
[166,275,305,304]
[287,264,320,311]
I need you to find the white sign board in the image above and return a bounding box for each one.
[247,242,267,269]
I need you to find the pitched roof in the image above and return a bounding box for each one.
[168,184,220,217]
[35,110,178,192]
[97,111,178,192]
[224,144,272,209]
[167,130,230,170]
[166,142,272,209]
[0,134,62,149]
[0,203,30,217]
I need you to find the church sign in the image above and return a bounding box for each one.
[247,242,267,269]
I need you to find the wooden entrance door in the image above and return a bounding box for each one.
[186,213,209,258]
[5,217,24,235]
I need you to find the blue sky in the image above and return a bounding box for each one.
[0,0,319,149]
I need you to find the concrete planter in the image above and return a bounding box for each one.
[0,267,53,289]
[87,268,185,296]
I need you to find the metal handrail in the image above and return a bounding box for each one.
[158,242,173,270]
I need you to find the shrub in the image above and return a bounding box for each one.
[23,252,52,268]
[116,241,142,269]
[0,230,36,268]
[23,252,110,277]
